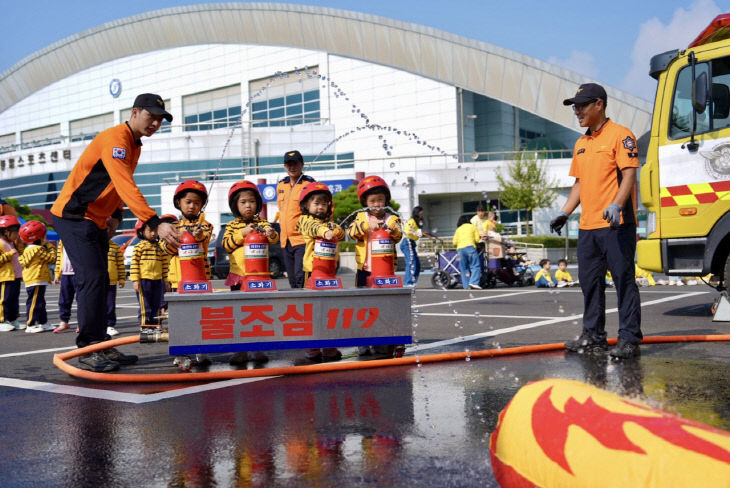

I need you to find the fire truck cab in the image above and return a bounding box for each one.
[637,14,730,287]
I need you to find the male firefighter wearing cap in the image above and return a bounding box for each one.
[51,93,180,372]
[550,83,642,359]
[277,150,315,288]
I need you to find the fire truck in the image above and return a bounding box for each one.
[637,14,730,296]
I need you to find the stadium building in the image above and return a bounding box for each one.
[0,3,652,234]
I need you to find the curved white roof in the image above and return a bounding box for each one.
[0,2,652,132]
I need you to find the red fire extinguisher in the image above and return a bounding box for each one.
[242,228,277,292]
[178,231,212,293]
[367,224,402,288]
[306,228,342,289]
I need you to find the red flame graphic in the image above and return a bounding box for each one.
[532,386,730,474]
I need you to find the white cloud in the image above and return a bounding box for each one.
[547,50,600,79]
[621,0,722,100]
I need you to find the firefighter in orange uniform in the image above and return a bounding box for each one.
[51,93,179,372]
[550,83,642,359]
[276,150,315,288]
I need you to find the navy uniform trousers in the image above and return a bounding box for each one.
[58,274,77,323]
[577,224,642,344]
[52,216,110,348]
[137,279,164,326]
[0,278,21,323]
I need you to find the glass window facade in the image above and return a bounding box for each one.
[0,132,15,154]
[70,113,114,142]
[250,67,320,127]
[20,124,61,150]
[183,85,241,132]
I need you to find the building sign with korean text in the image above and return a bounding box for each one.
[0,148,74,174]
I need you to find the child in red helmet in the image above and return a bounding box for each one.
[18,221,56,333]
[223,180,278,365]
[160,180,213,292]
[347,176,403,358]
[0,215,23,331]
[130,219,168,332]
[297,181,346,363]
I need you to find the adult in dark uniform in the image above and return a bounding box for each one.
[550,83,642,359]
[51,94,180,371]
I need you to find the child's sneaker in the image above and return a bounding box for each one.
[13,320,25,330]
[106,326,119,336]
[174,356,193,371]
[41,323,54,331]
[54,322,70,333]
[25,324,44,333]
[194,354,211,366]
[229,351,249,365]
[0,322,15,332]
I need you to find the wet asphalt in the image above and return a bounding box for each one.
[0,275,728,487]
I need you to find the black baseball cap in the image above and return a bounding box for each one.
[563,83,607,106]
[284,150,304,164]
[133,93,173,122]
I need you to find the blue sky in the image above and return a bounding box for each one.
[0,0,725,100]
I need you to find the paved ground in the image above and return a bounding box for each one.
[0,275,728,487]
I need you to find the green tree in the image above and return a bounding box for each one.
[332,184,400,226]
[496,151,557,236]
[3,198,47,225]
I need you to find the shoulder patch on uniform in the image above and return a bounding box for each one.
[577,148,585,155]
[112,147,127,159]
[622,136,636,151]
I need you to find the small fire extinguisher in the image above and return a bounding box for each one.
[367,224,402,288]
[306,223,342,289]
[242,227,277,292]
[178,231,212,293]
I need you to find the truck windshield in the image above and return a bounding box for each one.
[670,62,710,139]
[670,56,730,139]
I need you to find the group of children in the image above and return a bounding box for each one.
[1,172,404,366]
[534,259,578,288]
[0,216,57,332]
[135,174,406,367]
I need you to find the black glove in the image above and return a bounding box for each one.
[550,212,568,235]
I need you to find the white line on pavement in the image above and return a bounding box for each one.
[418,313,548,319]
[408,291,709,352]
[0,376,275,404]
[0,315,139,358]
[415,289,545,308]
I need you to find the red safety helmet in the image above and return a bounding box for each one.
[299,182,333,218]
[159,214,178,224]
[0,215,20,229]
[134,219,146,238]
[299,182,332,204]
[173,180,208,210]
[357,175,391,205]
[228,180,263,217]
[19,220,46,244]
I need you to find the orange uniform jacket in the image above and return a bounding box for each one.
[51,123,159,229]
[276,175,315,247]
[569,119,639,230]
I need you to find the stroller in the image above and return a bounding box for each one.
[431,239,534,289]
